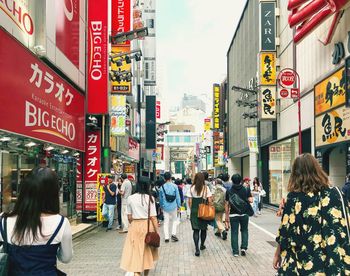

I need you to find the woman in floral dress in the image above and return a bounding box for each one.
[273,153,350,275]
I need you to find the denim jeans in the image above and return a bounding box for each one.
[230,215,249,255]
[253,198,259,215]
[102,203,115,229]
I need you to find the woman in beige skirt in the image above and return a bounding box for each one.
[120,176,159,275]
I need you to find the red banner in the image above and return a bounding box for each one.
[156,101,161,119]
[128,137,140,161]
[87,0,108,114]
[55,0,80,67]
[84,130,101,211]
[0,28,85,151]
[76,156,83,211]
[112,0,131,45]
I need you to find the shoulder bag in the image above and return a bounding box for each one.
[198,185,215,221]
[334,187,350,243]
[161,185,176,203]
[0,216,9,276]
[144,196,160,248]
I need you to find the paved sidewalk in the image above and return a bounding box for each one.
[59,210,280,276]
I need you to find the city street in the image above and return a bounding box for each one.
[58,210,280,275]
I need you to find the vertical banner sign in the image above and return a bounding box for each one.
[110,95,126,136]
[213,132,224,167]
[128,137,140,161]
[260,2,276,51]
[84,130,101,211]
[111,45,132,94]
[156,101,161,119]
[204,118,211,131]
[247,127,259,153]
[260,52,276,85]
[88,0,108,114]
[213,84,221,129]
[146,95,156,149]
[111,0,131,43]
[96,174,109,222]
[346,58,350,107]
[259,86,276,120]
[76,157,83,211]
[142,0,156,86]
[56,0,80,68]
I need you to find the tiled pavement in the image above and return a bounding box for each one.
[58,210,280,275]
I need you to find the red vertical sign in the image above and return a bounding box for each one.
[88,0,108,114]
[84,130,101,211]
[76,157,83,211]
[112,0,131,44]
[156,101,161,119]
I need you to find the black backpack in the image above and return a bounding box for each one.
[228,188,254,216]
[161,185,176,203]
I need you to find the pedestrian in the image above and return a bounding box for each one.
[186,172,213,257]
[242,177,251,189]
[0,167,73,275]
[225,174,253,257]
[119,173,132,233]
[213,178,227,240]
[175,178,184,205]
[158,172,181,242]
[253,177,264,214]
[116,177,123,230]
[342,173,350,202]
[120,176,159,276]
[251,183,260,217]
[102,175,117,231]
[183,178,192,219]
[221,173,232,190]
[273,153,350,275]
[203,171,214,192]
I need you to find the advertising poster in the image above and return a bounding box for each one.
[247,127,258,153]
[260,52,276,85]
[128,137,140,160]
[111,45,132,94]
[111,95,126,136]
[259,86,276,120]
[315,67,345,116]
[96,174,109,222]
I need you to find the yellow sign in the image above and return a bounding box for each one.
[315,105,350,147]
[204,118,211,131]
[96,174,109,222]
[315,67,345,116]
[247,127,258,153]
[111,45,132,94]
[260,52,276,85]
[213,84,220,129]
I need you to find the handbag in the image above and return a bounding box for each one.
[144,196,160,248]
[334,187,350,243]
[198,185,215,221]
[161,185,176,202]
[0,217,9,276]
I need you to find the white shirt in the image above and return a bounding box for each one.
[121,179,132,203]
[127,194,157,219]
[0,214,73,263]
[186,185,212,198]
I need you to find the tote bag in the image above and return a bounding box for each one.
[198,185,215,221]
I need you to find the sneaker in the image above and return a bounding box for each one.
[195,250,200,257]
[200,245,206,250]
[165,239,170,243]
[215,232,221,237]
[233,254,239,257]
[222,231,227,240]
[115,225,121,230]
[118,230,128,234]
[106,228,112,232]
[171,235,179,242]
[241,249,246,256]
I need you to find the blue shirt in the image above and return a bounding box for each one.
[159,182,181,212]
[104,183,117,205]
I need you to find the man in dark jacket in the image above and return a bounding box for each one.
[342,173,350,202]
[225,174,253,257]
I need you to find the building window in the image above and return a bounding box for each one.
[175,136,180,143]
[269,136,299,205]
[167,136,174,143]
[184,136,190,143]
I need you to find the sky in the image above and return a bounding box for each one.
[157,0,247,112]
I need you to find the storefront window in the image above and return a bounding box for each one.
[269,137,299,205]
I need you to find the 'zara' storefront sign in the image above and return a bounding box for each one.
[260,2,276,51]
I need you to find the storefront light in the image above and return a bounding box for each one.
[0,137,11,142]
[73,152,80,157]
[44,145,55,151]
[25,142,37,147]
[61,150,69,154]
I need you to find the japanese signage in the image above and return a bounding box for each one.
[84,131,101,211]
[111,95,126,136]
[277,68,300,99]
[315,105,350,147]
[124,164,135,173]
[88,0,108,114]
[111,0,131,44]
[156,144,164,162]
[260,2,276,51]
[0,29,85,151]
[247,127,258,153]
[213,84,221,129]
[76,157,83,211]
[96,174,108,222]
[315,67,345,116]
[213,131,224,167]
[55,0,80,68]
[128,137,140,161]
[260,52,276,85]
[156,101,161,119]
[259,86,276,120]
[111,45,132,94]
[204,118,211,131]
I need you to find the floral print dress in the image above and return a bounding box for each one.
[276,188,350,275]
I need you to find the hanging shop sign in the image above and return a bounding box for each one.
[247,127,259,153]
[315,105,350,147]
[346,58,350,107]
[204,118,211,131]
[84,130,101,212]
[259,86,276,120]
[260,52,276,85]
[213,84,221,129]
[260,1,276,51]
[76,157,83,211]
[155,144,164,163]
[128,137,140,161]
[55,0,80,68]
[88,0,108,114]
[111,45,132,94]
[156,101,161,119]
[213,131,224,167]
[96,174,109,222]
[0,28,85,151]
[112,0,131,45]
[315,67,345,116]
[111,95,126,136]
[277,68,300,99]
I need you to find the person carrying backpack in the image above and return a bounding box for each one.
[213,178,227,240]
[225,174,253,257]
[342,173,350,202]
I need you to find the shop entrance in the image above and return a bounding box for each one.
[328,147,346,188]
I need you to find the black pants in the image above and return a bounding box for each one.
[193,229,207,250]
[117,202,122,226]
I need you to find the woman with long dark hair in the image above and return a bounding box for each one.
[186,172,213,256]
[0,166,73,275]
[273,153,350,275]
[120,176,159,276]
